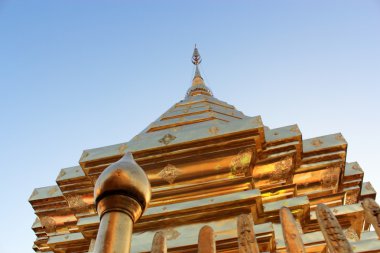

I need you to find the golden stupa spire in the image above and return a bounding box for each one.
[186,45,213,97]
[192,44,202,65]
[192,44,203,82]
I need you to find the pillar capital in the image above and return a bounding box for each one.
[94,152,151,219]
[93,152,151,253]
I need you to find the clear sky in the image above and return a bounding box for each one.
[1,1,379,252]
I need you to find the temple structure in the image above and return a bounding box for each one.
[30,47,380,253]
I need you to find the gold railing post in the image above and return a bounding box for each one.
[93,152,151,253]
[316,204,353,253]
[198,225,216,253]
[362,198,380,239]
[237,214,260,253]
[279,207,306,253]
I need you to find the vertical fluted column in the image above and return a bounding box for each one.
[279,207,306,253]
[93,152,151,253]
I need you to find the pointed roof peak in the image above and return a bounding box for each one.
[194,65,202,78]
[186,45,213,98]
[192,44,202,66]
[192,45,203,79]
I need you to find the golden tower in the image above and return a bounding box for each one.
[30,47,379,253]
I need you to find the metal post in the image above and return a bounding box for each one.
[93,152,151,253]
[280,207,306,253]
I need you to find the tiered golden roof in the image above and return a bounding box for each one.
[29,47,379,253]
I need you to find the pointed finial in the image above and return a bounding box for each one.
[192,44,202,79]
[192,44,202,65]
[186,45,213,98]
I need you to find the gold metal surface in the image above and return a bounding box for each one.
[279,207,306,253]
[93,212,133,253]
[237,214,260,253]
[93,152,152,253]
[94,152,151,213]
[315,204,353,253]
[29,47,380,253]
[198,226,216,253]
[362,198,380,239]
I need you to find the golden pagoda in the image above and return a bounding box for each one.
[29,47,380,253]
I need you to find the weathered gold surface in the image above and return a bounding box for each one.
[316,204,353,253]
[280,207,306,253]
[151,231,167,253]
[362,198,380,239]
[237,214,259,253]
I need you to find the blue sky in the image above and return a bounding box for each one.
[1,1,380,252]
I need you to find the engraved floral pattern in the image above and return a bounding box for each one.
[311,139,323,147]
[58,170,66,179]
[159,134,176,145]
[40,216,57,233]
[351,164,363,172]
[208,126,220,136]
[66,195,87,209]
[159,164,180,184]
[271,157,293,181]
[344,227,359,242]
[346,191,359,205]
[230,148,254,176]
[321,167,339,189]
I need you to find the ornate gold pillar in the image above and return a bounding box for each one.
[316,204,353,253]
[93,152,151,253]
[279,207,306,253]
[237,214,260,253]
